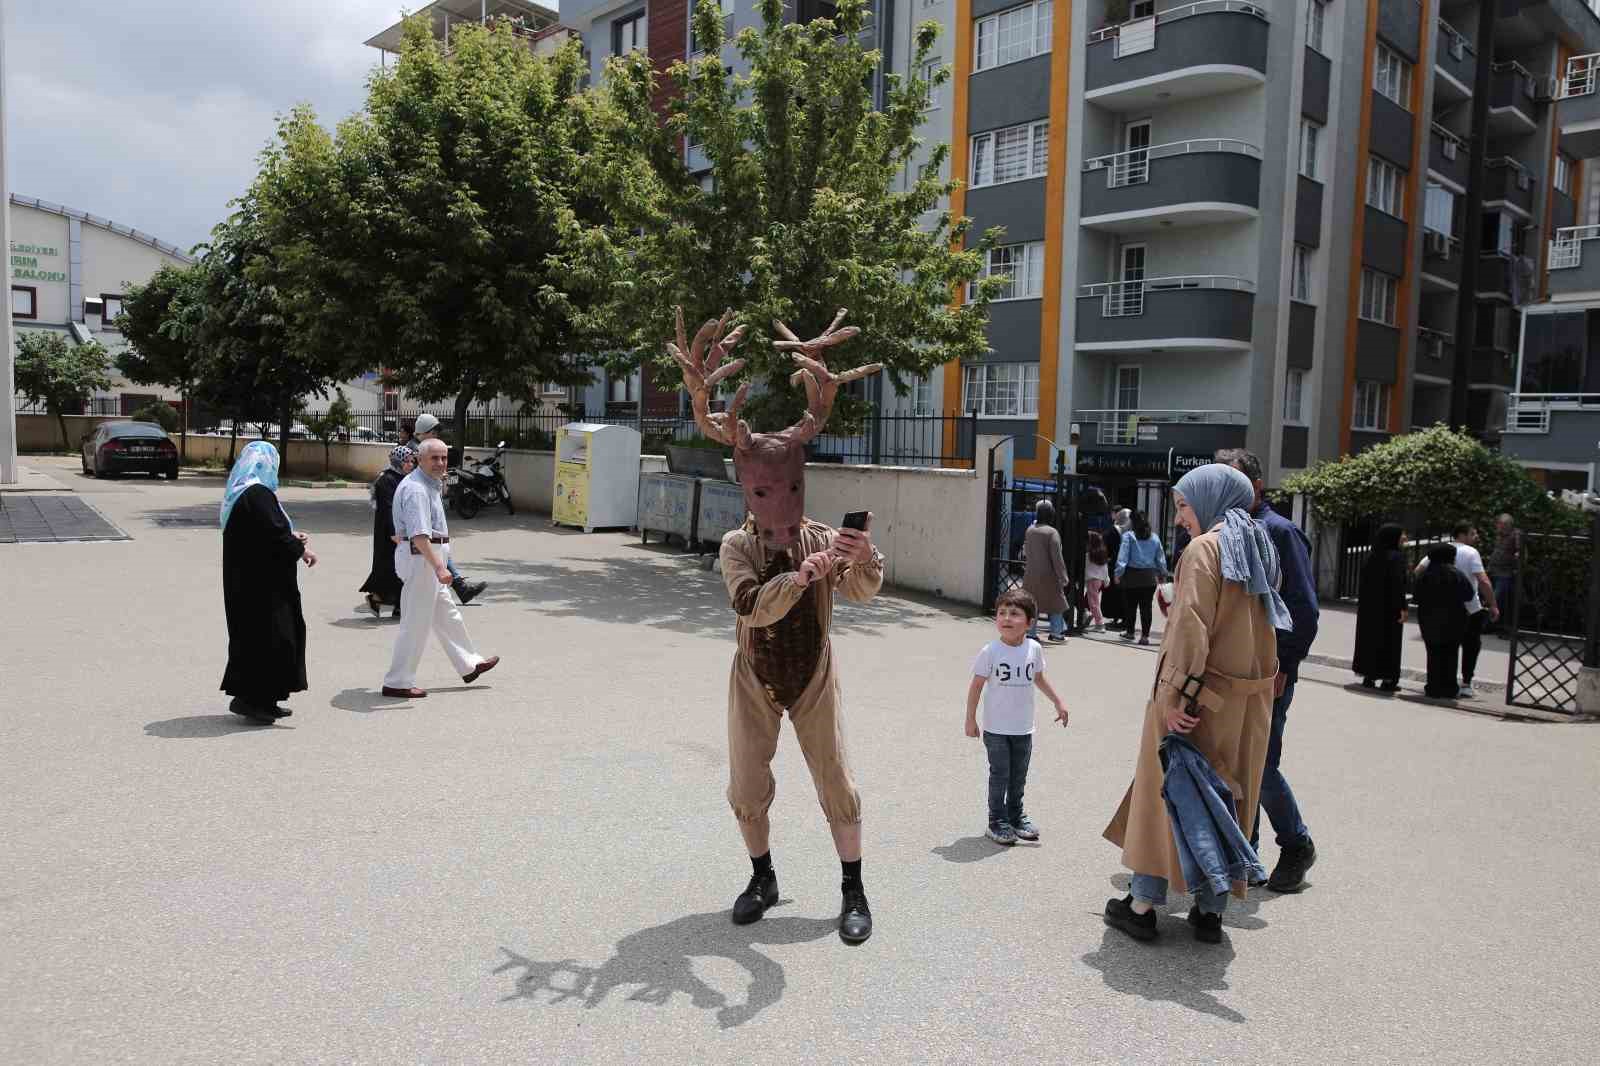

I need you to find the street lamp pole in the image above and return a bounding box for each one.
[0,0,18,485]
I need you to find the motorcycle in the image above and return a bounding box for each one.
[447,441,514,519]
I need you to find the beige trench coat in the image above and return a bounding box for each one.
[1022,523,1069,616]
[1103,526,1278,898]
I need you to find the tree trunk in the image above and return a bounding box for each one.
[179,383,189,464]
[453,377,477,454]
[324,440,331,476]
[278,404,294,476]
[54,408,69,453]
[227,418,239,465]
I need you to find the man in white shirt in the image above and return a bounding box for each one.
[382,439,498,698]
[1414,522,1498,697]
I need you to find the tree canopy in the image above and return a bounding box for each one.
[14,332,114,449]
[117,263,208,458]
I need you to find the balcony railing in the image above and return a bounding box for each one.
[1431,121,1464,160]
[1088,0,1268,47]
[1438,20,1474,61]
[1504,393,1600,434]
[1561,53,1600,98]
[1492,60,1540,101]
[1549,224,1600,269]
[1080,275,1257,318]
[1082,138,1261,187]
[1417,326,1453,362]
[1076,409,1248,446]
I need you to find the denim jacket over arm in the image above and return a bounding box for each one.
[1158,734,1267,899]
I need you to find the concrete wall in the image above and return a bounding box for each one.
[16,413,128,451]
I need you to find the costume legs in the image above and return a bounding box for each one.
[384,549,483,688]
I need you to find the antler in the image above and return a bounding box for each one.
[667,307,752,449]
[773,309,882,445]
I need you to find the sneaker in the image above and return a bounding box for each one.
[986,822,1018,846]
[1119,631,1136,642]
[1103,895,1158,942]
[1187,906,1223,944]
[839,881,872,943]
[1012,816,1039,842]
[1046,634,1066,644]
[1458,681,1476,698]
[1267,838,1317,894]
[454,579,488,605]
[1138,636,1151,646]
[731,869,778,925]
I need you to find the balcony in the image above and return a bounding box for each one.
[1470,347,1516,389]
[1428,123,1468,189]
[1421,230,1461,290]
[1073,409,1248,450]
[1075,275,1255,352]
[1483,157,1535,216]
[1557,54,1600,158]
[1080,139,1261,233]
[1416,326,1454,370]
[1435,21,1475,105]
[1477,253,1513,299]
[1489,61,1541,136]
[1085,2,1268,113]
[1504,393,1600,434]
[1548,225,1600,299]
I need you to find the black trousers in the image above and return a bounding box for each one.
[1124,585,1156,637]
[1461,611,1486,684]
[1425,641,1461,698]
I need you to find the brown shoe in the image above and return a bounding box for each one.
[463,656,499,684]
[381,686,427,699]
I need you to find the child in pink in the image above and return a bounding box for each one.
[1084,530,1109,630]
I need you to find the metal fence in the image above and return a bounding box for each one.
[1506,521,1595,715]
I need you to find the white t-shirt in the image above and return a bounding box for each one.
[973,638,1044,735]
[1418,541,1486,614]
[1085,558,1109,583]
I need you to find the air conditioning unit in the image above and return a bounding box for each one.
[1425,231,1451,257]
[1442,137,1458,161]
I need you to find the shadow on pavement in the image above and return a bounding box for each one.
[136,497,374,536]
[144,714,291,738]
[495,905,838,1030]
[327,614,402,630]
[931,835,1013,863]
[331,688,395,714]
[1081,925,1245,1024]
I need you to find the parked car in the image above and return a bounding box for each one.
[81,421,179,480]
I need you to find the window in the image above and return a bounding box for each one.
[971,241,1045,301]
[101,294,126,327]
[909,376,935,415]
[1483,211,1525,256]
[973,1,1052,72]
[614,12,646,54]
[1114,366,1141,412]
[1556,154,1574,195]
[970,120,1049,187]
[1352,380,1391,431]
[1359,269,1398,325]
[1291,244,1313,303]
[11,285,37,319]
[1306,0,1326,54]
[1374,44,1413,108]
[1367,156,1405,217]
[919,58,943,110]
[1424,182,1455,235]
[1284,369,1307,424]
[962,362,1040,417]
[1298,120,1322,180]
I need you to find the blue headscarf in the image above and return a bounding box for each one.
[1173,463,1293,631]
[220,441,290,532]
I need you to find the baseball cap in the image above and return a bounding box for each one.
[414,413,440,435]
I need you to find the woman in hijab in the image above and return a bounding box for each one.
[1103,463,1284,944]
[360,444,415,619]
[220,442,316,723]
[1022,499,1069,643]
[1414,542,1474,699]
[1352,524,1409,691]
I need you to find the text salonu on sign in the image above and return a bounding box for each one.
[9,242,67,282]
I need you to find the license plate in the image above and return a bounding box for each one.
[128,447,156,455]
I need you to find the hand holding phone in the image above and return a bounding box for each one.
[834,511,873,564]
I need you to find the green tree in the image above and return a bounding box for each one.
[13,332,114,450]
[116,263,207,461]
[254,18,612,446]
[303,390,357,475]
[1281,424,1582,539]
[586,0,995,430]
[130,401,180,433]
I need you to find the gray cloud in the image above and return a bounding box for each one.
[4,0,417,251]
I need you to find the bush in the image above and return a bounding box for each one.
[131,402,180,433]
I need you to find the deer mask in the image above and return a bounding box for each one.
[669,308,881,550]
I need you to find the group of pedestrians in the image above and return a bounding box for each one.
[1020,498,1173,645]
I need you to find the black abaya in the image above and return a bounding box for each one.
[1352,539,1408,683]
[220,483,307,706]
[359,468,404,603]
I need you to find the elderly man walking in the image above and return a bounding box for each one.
[1216,448,1319,893]
[382,439,499,699]
[404,413,487,605]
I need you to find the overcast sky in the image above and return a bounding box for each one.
[4,0,448,252]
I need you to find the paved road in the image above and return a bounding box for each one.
[4,458,1597,1064]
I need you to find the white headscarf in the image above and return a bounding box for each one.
[220,441,291,532]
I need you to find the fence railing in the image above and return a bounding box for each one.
[1561,52,1600,98]
[1549,223,1600,269]
[1087,0,1268,45]
[1074,408,1247,446]
[1079,275,1256,318]
[1082,138,1261,187]
[1438,19,1474,61]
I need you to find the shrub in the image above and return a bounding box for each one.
[131,402,180,433]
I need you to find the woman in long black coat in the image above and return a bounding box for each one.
[1352,523,1408,691]
[220,442,315,723]
[360,444,415,618]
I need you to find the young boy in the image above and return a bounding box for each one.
[965,589,1070,845]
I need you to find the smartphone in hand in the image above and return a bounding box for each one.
[842,510,870,531]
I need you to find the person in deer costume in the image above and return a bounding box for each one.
[669,308,886,944]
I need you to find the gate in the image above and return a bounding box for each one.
[1505,517,1597,715]
[982,452,1093,622]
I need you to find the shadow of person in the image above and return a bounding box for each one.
[495,906,837,1030]
[931,835,1013,863]
[330,688,395,714]
[144,715,291,738]
[1081,925,1245,1024]
[1106,871,1269,932]
[328,615,401,630]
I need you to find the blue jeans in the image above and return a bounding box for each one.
[982,731,1032,826]
[446,558,463,583]
[1493,575,1514,626]
[1131,873,1229,916]
[1027,612,1065,641]
[1252,679,1310,850]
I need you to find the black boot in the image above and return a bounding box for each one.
[1187,906,1223,943]
[1268,837,1317,893]
[731,868,778,925]
[1103,895,1158,942]
[839,881,872,943]
[228,697,277,724]
[454,578,487,605]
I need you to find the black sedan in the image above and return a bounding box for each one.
[81,421,180,479]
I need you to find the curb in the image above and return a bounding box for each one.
[279,479,364,489]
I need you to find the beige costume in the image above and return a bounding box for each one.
[1103,527,1278,898]
[721,519,884,825]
